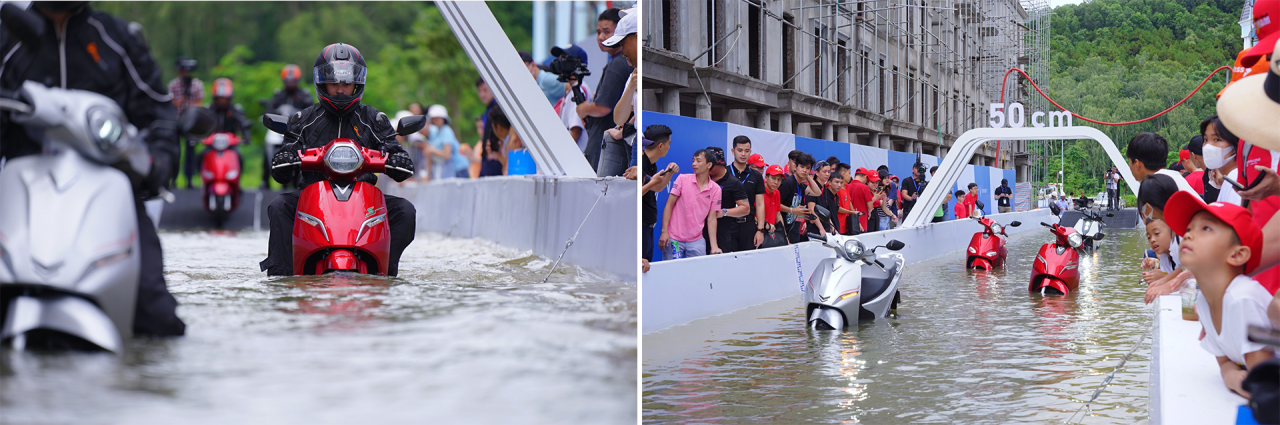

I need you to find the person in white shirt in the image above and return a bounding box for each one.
[1141,174,1194,304]
[1203,116,1244,205]
[550,45,594,152]
[1126,132,1195,193]
[1163,191,1274,398]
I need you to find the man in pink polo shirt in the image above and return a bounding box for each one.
[659,149,723,259]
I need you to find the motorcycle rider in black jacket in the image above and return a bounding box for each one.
[259,43,416,276]
[262,64,312,189]
[0,1,185,336]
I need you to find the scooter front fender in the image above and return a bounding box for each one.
[2,295,122,352]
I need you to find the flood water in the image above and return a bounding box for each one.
[1,231,637,424]
[643,229,1154,424]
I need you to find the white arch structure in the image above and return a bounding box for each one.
[901,126,1141,228]
[439,2,596,177]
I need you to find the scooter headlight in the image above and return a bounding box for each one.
[86,106,125,157]
[324,144,362,174]
[990,223,1003,234]
[840,240,865,262]
[212,133,230,151]
[1067,233,1084,248]
[225,169,239,180]
[202,170,214,180]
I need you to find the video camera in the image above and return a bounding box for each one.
[549,46,591,104]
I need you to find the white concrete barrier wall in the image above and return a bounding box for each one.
[1150,294,1244,425]
[385,176,637,282]
[643,209,1052,333]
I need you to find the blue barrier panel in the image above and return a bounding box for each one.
[644,112,727,261]
[974,165,992,216]
[794,137,851,168]
[886,150,918,184]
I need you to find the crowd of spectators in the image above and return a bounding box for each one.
[640,126,1004,271]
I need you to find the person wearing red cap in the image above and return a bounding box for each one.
[1242,0,1279,67]
[748,153,766,174]
[1164,191,1275,398]
[847,168,873,232]
[728,136,768,250]
[833,163,854,234]
[762,164,787,242]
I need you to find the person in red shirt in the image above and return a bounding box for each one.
[962,183,979,217]
[762,164,786,234]
[828,172,851,234]
[1184,135,1206,195]
[847,168,874,232]
[954,190,971,219]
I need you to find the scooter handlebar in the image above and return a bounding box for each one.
[298,142,388,176]
[1041,222,1054,228]
[807,233,828,242]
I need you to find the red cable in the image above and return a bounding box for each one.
[993,65,1232,164]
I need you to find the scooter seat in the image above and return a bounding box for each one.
[860,257,900,301]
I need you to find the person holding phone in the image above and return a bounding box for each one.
[641,125,676,268]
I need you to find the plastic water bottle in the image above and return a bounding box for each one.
[671,240,683,260]
[1181,278,1199,321]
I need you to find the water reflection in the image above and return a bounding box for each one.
[644,229,1153,424]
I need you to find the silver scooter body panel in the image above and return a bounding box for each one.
[804,235,905,329]
[0,81,144,352]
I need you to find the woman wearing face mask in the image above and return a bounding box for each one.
[1202,115,1242,205]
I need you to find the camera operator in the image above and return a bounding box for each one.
[578,8,634,171]
[549,45,593,152]
[901,161,927,216]
[1105,166,1121,210]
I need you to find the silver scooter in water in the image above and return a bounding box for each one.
[803,206,907,330]
[0,81,207,352]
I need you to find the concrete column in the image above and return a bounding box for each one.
[821,122,834,141]
[662,89,681,115]
[725,109,748,126]
[938,146,949,158]
[867,131,880,148]
[778,112,793,135]
[756,108,772,130]
[695,95,712,120]
[835,125,849,144]
[879,134,892,151]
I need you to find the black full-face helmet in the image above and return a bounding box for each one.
[313,43,366,116]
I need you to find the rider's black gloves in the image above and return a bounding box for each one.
[271,147,300,184]
[384,151,414,182]
[136,152,171,200]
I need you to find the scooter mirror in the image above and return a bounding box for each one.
[1,3,46,46]
[396,115,427,136]
[1094,232,1106,241]
[1010,221,1022,227]
[1049,203,1061,216]
[885,240,906,251]
[262,113,289,135]
[178,107,216,138]
[813,205,831,220]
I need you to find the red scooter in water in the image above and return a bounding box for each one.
[965,212,1021,270]
[200,132,242,227]
[1029,220,1086,295]
[262,113,425,275]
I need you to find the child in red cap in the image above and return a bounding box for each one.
[762,164,786,238]
[1164,191,1275,398]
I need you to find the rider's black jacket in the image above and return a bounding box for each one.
[281,103,408,188]
[267,88,314,112]
[213,104,252,145]
[0,6,178,184]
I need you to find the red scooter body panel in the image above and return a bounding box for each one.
[290,138,392,276]
[1030,225,1080,295]
[966,217,1008,269]
[200,132,242,213]
[292,181,391,275]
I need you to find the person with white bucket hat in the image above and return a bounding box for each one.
[424,104,467,179]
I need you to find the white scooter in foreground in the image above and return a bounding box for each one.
[803,207,906,330]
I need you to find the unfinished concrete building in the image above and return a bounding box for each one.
[642,0,1051,175]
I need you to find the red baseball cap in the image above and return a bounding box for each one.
[1179,149,1190,162]
[1219,49,1272,97]
[1164,191,1263,273]
[867,173,881,183]
[855,167,869,175]
[1244,0,1280,66]
[748,153,767,168]
[765,164,785,176]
